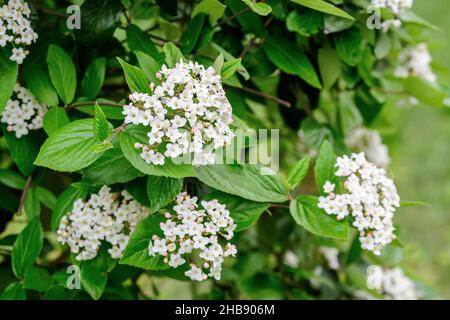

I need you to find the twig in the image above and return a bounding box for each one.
[270,204,289,209]
[215,7,250,28]
[225,85,292,108]
[65,101,123,110]
[36,7,68,18]
[17,175,33,216]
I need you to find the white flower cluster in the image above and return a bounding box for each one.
[367,265,420,300]
[318,153,400,255]
[319,246,340,270]
[1,84,48,138]
[345,127,390,169]
[56,186,149,261]
[370,0,413,32]
[395,43,437,83]
[123,60,234,166]
[0,0,38,64]
[148,192,237,281]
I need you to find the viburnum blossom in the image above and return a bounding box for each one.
[56,186,149,261]
[395,43,437,82]
[318,153,400,255]
[0,0,38,64]
[345,127,390,169]
[123,60,234,166]
[319,247,340,270]
[367,265,420,300]
[370,0,414,32]
[148,192,237,281]
[1,84,48,138]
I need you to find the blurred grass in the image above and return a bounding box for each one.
[389,0,450,298]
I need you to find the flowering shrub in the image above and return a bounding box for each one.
[0,0,447,300]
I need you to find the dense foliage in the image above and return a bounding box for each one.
[0,0,446,300]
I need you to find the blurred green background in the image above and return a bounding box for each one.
[390,0,450,298]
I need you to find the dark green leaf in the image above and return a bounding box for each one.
[51,186,88,230]
[81,57,106,99]
[23,267,53,292]
[147,176,183,212]
[3,125,39,176]
[23,64,58,107]
[0,169,26,190]
[0,50,18,113]
[43,107,69,136]
[46,45,77,104]
[314,140,337,194]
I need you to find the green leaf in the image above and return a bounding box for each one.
[290,0,354,20]
[227,0,266,37]
[288,155,311,190]
[81,57,106,99]
[126,24,162,60]
[23,64,58,107]
[318,47,341,89]
[289,195,349,239]
[181,13,206,55]
[12,217,43,278]
[0,169,26,190]
[43,107,69,136]
[134,51,161,84]
[117,58,151,94]
[221,58,241,79]
[286,10,323,37]
[80,260,107,300]
[213,53,224,75]
[94,103,111,141]
[192,0,226,25]
[314,140,337,195]
[75,0,122,45]
[46,44,77,104]
[36,186,57,210]
[2,125,39,176]
[119,125,196,178]
[84,147,143,185]
[334,29,362,66]
[242,0,272,16]
[195,164,289,203]
[403,76,445,107]
[23,267,53,292]
[35,119,108,172]
[0,50,18,113]
[75,101,125,120]
[147,176,183,212]
[0,283,26,300]
[264,36,322,89]
[205,191,269,232]
[163,42,184,68]
[400,200,431,207]
[51,186,88,230]
[24,187,40,220]
[119,214,168,270]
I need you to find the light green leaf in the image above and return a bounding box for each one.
[192,0,226,25]
[0,50,18,113]
[12,217,43,278]
[334,29,362,66]
[290,0,354,20]
[119,125,196,178]
[288,155,311,190]
[134,51,161,84]
[23,267,53,292]
[94,103,111,141]
[34,119,108,172]
[117,58,151,94]
[289,195,349,239]
[43,107,69,136]
[314,140,337,195]
[81,57,106,99]
[36,186,57,210]
[205,191,269,232]
[80,260,107,300]
[264,36,322,89]
[119,214,168,270]
[221,58,241,79]
[163,42,184,68]
[213,53,224,75]
[242,0,272,16]
[318,47,341,89]
[195,164,289,203]
[46,44,77,104]
[147,176,183,212]
[403,76,445,108]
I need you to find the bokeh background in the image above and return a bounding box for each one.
[389,0,450,298]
